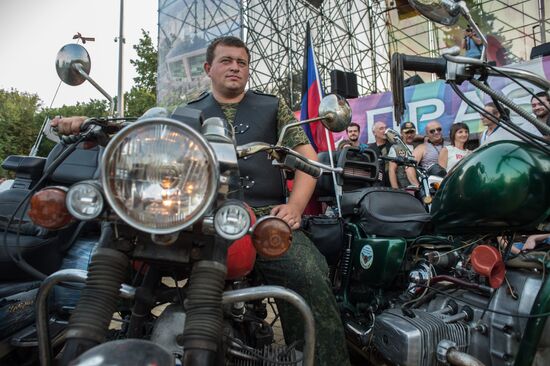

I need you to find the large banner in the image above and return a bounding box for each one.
[157,0,242,108]
[333,55,550,144]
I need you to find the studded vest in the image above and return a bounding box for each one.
[182,90,286,207]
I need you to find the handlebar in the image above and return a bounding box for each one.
[57,118,129,145]
[391,53,447,124]
[400,54,447,78]
[282,155,322,178]
[238,143,343,178]
[380,155,418,167]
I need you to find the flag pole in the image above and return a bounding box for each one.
[309,28,342,217]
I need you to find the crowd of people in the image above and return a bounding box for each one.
[341,91,550,190]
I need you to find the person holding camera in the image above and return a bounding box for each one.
[461,25,483,59]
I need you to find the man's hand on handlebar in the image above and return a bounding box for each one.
[51,116,87,135]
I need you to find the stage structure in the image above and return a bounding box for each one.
[157,0,549,109]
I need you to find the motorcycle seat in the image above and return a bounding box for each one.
[341,187,431,238]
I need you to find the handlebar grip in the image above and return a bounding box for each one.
[401,54,447,78]
[283,155,322,178]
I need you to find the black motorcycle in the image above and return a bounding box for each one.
[0,107,116,365]
[25,43,354,366]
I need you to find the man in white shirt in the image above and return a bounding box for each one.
[480,102,542,145]
[531,91,550,139]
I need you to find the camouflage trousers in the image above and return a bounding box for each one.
[255,230,350,366]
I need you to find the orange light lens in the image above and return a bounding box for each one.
[423,195,433,205]
[28,187,73,229]
[251,217,292,258]
[432,182,441,190]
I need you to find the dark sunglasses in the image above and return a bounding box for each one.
[429,127,442,134]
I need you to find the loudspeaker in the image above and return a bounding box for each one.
[390,0,418,20]
[330,70,359,98]
[305,0,323,8]
[530,42,550,60]
[403,75,424,87]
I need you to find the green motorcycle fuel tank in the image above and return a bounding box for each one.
[431,141,550,234]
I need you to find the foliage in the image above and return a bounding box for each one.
[125,29,158,117]
[0,89,42,177]
[131,30,158,92]
[0,30,158,176]
[125,88,157,117]
[33,99,110,156]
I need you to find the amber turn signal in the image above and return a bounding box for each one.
[423,195,433,205]
[28,187,74,230]
[251,216,292,258]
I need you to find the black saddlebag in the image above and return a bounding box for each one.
[342,187,431,238]
[301,215,344,265]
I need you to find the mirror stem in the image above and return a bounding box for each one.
[74,63,115,116]
[277,117,324,146]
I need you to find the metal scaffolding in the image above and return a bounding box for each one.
[242,0,392,109]
[157,0,550,108]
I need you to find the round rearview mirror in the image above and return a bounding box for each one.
[408,0,460,26]
[55,44,91,86]
[318,94,352,132]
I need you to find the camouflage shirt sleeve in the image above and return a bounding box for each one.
[277,98,311,149]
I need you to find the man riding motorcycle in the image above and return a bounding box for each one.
[52,35,350,366]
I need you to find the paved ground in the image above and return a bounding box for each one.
[111,278,285,345]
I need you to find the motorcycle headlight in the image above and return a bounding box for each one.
[66,181,104,220]
[101,118,219,234]
[214,201,252,240]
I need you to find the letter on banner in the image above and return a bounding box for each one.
[454,91,484,123]
[501,82,534,108]
[407,98,445,125]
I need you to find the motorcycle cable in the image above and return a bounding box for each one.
[483,63,550,124]
[2,134,88,283]
[480,78,550,147]
[415,284,550,319]
[449,83,550,155]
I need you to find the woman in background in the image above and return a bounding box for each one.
[439,123,471,171]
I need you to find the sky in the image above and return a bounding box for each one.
[0,0,158,108]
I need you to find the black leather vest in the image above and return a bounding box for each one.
[183,90,285,207]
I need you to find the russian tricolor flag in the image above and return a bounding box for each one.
[300,23,334,152]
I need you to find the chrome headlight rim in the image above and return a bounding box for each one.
[214,200,252,241]
[101,117,219,234]
[66,180,104,220]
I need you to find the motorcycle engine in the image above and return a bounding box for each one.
[372,269,550,366]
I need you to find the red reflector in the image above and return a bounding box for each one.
[227,204,257,279]
[28,187,73,230]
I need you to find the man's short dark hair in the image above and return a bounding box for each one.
[347,122,360,133]
[531,91,550,103]
[206,36,251,65]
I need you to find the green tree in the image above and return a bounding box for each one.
[0,89,42,176]
[125,29,158,116]
[33,99,110,156]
